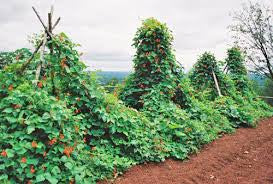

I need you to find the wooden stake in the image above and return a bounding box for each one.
[32,7,53,38]
[20,8,60,74]
[256,96,273,99]
[52,17,61,30]
[48,13,52,33]
[34,33,47,84]
[212,70,222,97]
[19,41,43,73]
[50,4,54,18]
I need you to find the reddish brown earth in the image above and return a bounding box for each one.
[100,117,273,184]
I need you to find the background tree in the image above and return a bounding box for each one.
[231,1,273,80]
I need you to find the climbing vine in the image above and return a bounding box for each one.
[225,47,249,93]
[0,14,272,184]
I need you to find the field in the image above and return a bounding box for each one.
[0,6,273,184]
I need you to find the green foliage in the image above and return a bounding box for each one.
[0,80,86,183]
[226,47,249,93]
[189,52,235,100]
[120,18,235,162]
[0,48,31,70]
[0,18,272,183]
[0,32,167,183]
[104,77,120,93]
[120,18,187,109]
[189,49,272,127]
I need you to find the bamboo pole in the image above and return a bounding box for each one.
[212,70,222,97]
[34,33,47,84]
[19,7,60,74]
[256,96,273,99]
[52,17,61,30]
[19,41,43,73]
[32,7,53,39]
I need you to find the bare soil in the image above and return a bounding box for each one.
[100,117,273,184]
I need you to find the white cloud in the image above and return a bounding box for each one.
[0,0,272,71]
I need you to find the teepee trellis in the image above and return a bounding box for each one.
[19,5,61,83]
[18,5,97,100]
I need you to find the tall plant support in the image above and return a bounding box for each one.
[19,6,61,75]
[212,70,222,97]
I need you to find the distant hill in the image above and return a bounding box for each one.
[95,71,266,87]
[96,71,131,84]
[249,73,266,86]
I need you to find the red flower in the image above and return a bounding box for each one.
[74,109,80,114]
[13,104,22,109]
[1,150,7,157]
[74,126,79,133]
[8,85,13,91]
[49,138,57,146]
[21,157,27,163]
[15,55,21,60]
[59,133,64,140]
[30,165,35,174]
[160,48,164,54]
[37,82,43,88]
[63,146,74,157]
[31,141,37,148]
[139,84,145,89]
[60,58,68,69]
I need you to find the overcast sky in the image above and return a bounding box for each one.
[0,0,272,71]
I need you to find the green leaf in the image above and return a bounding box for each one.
[6,117,17,123]
[51,166,61,174]
[64,162,73,170]
[90,129,105,137]
[27,158,38,165]
[6,149,14,158]
[36,174,45,182]
[65,66,71,73]
[27,126,35,134]
[175,131,187,137]
[3,108,13,113]
[47,176,58,184]
[0,174,8,180]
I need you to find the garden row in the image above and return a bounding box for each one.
[0,17,272,184]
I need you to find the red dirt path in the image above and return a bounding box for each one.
[101,117,273,184]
